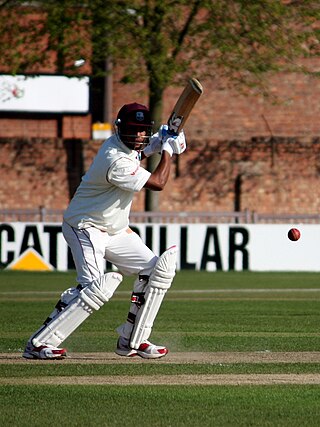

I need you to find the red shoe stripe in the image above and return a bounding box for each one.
[138,343,149,351]
[52,349,67,355]
[31,346,67,355]
[138,343,168,354]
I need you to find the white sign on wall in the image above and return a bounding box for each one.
[0,75,89,113]
[1,222,320,272]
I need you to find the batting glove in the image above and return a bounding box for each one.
[143,132,162,157]
[161,126,186,156]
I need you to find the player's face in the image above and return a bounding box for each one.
[122,126,150,151]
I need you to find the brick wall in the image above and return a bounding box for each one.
[0,118,59,138]
[0,115,91,139]
[1,136,320,215]
[167,136,320,215]
[0,138,69,209]
[113,65,320,142]
[1,66,320,215]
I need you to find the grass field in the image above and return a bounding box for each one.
[1,270,320,426]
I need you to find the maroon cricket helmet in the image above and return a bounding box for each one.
[115,103,153,148]
[116,103,153,127]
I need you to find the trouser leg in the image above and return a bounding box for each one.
[104,229,158,340]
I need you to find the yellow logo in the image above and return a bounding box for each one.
[6,248,54,271]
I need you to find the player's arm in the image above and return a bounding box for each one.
[144,150,172,191]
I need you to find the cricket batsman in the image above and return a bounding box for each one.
[23,102,186,360]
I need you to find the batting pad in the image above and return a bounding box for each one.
[130,245,178,349]
[32,272,122,348]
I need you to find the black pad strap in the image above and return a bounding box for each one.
[55,299,68,312]
[127,311,136,324]
[131,292,145,307]
[139,275,149,284]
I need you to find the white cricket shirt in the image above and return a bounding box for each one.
[63,135,151,234]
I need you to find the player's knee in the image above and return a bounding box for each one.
[149,246,178,290]
[80,272,123,311]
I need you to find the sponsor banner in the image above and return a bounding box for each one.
[0,75,89,113]
[0,222,319,272]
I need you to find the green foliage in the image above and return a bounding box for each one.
[1,1,320,92]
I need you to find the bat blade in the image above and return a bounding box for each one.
[167,78,203,134]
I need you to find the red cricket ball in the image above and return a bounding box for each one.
[288,228,301,241]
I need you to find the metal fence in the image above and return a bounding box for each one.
[251,212,320,224]
[0,208,63,223]
[0,207,319,224]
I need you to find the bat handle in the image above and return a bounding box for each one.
[167,129,178,136]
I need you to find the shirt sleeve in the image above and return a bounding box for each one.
[107,156,151,192]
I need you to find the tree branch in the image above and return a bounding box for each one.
[172,0,202,59]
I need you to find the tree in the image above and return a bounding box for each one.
[0,0,320,210]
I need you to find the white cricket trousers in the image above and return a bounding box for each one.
[62,221,157,285]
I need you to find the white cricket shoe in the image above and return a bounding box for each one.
[115,337,168,359]
[136,340,168,359]
[23,343,67,360]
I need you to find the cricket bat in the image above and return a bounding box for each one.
[167,78,203,134]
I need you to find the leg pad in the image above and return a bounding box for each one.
[31,272,122,348]
[130,246,178,349]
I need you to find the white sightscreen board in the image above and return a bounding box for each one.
[0,75,89,113]
[2,222,320,272]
